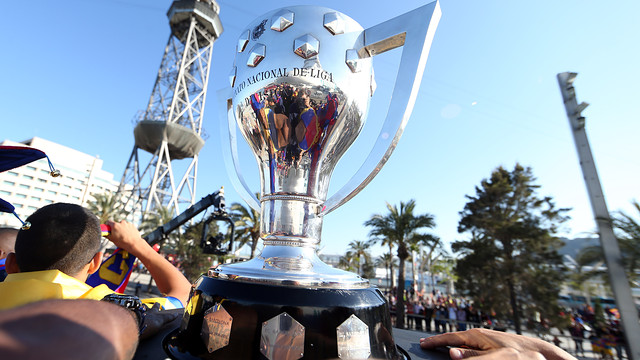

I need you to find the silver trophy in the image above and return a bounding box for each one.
[164,3,441,359]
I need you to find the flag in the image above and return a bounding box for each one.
[0,145,60,228]
[86,248,137,293]
[0,146,47,172]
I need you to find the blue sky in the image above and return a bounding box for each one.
[2,0,639,257]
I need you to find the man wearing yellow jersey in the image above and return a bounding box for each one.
[0,203,191,311]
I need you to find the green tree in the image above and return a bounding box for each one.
[338,251,357,273]
[347,240,371,277]
[230,201,261,259]
[453,232,505,316]
[135,206,179,291]
[365,199,435,329]
[408,239,420,299]
[566,248,604,303]
[361,260,376,280]
[409,233,441,297]
[140,206,173,232]
[87,191,124,223]
[379,235,397,291]
[612,201,640,286]
[431,257,457,294]
[376,253,397,293]
[140,208,228,283]
[176,220,215,282]
[453,164,568,334]
[139,206,177,250]
[572,201,640,290]
[418,235,448,294]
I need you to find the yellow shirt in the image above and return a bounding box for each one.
[0,270,114,311]
[0,269,184,311]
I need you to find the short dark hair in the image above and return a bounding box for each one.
[15,203,101,275]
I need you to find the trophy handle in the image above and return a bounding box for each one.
[320,1,442,216]
[218,88,261,212]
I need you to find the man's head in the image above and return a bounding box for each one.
[6,203,102,278]
[0,227,18,260]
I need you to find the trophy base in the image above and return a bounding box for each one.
[163,276,404,360]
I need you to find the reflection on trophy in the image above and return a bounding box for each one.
[164,3,441,359]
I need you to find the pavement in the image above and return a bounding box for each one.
[123,271,162,299]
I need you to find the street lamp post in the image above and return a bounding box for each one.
[558,72,640,360]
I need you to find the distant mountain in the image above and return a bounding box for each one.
[558,237,600,259]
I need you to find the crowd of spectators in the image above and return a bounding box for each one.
[389,289,506,333]
[565,304,626,359]
[388,287,630,359]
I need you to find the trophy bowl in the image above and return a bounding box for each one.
[211,5,376,289]
[164,3,441,359]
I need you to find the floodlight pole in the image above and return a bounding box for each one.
[558,72,640,360]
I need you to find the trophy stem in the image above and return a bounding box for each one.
[210,196,369,289]
[260,197,324,248]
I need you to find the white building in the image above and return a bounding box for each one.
[0,137,120,227]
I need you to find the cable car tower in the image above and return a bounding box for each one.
[117,0,223,221]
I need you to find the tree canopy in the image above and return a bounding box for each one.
[612,201,640,286]
[346,240,373,278]
[230,200,261,259]
[575,200,640,289]
[365,199,435,329]
[453,164,569,334]
[86,191,125,224]
[177,220,221,282]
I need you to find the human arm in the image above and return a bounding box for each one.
[419,328,576,360]
[105,220,191,306]
[0,299,138,360]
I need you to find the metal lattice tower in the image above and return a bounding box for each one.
[117,0,223,222]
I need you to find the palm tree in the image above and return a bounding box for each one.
[613,201,640,285]
[417,235,447,294]
[135,205,177,291]
[376,253,397,294]
[431,257,457,294]
[140,205,174,232]
[139,206,179,250]
[573,201,640,289]
[230,201,261,259]
[178,220,215,282]
[566,250,604,305]
[338,251,357,272]
[86,191,124,223]
[347,240,371,277]
[365,199,435,329]
[408,234,438,299]
[379,236,396,291]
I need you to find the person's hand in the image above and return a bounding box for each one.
[455,348,546,360]
[140,303,181,341]
[105,220,146,255]
[419,329,576,360]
